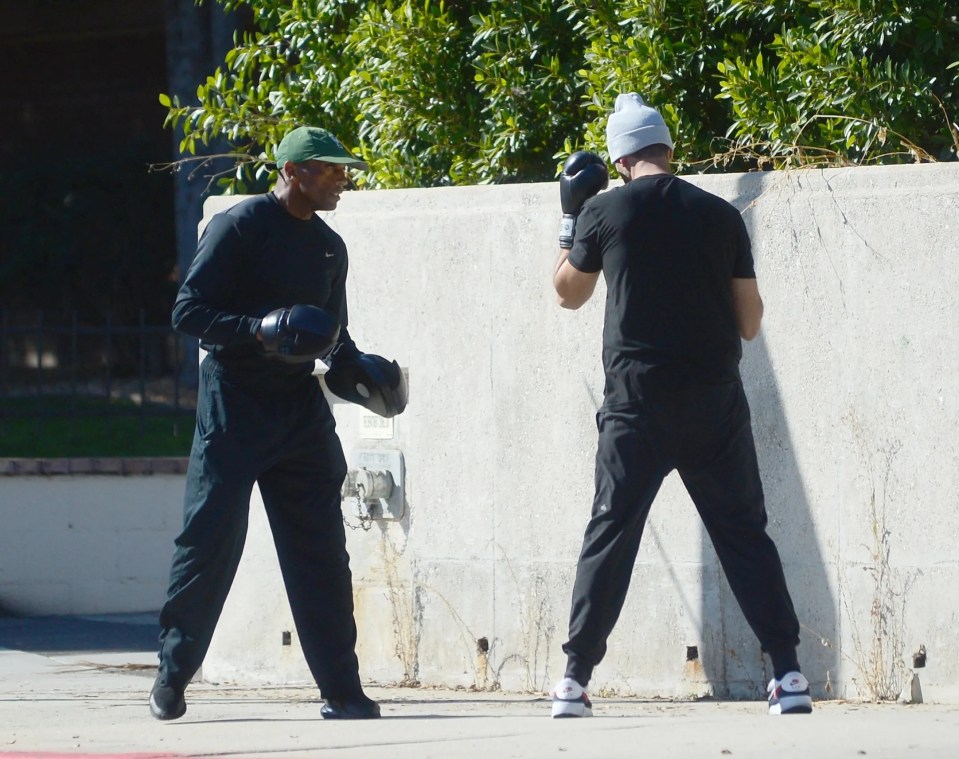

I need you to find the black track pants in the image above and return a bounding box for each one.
[563,380,800,685]
[157,356,361,698]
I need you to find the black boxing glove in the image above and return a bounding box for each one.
[259,304,340,362]
[558,151,609,249]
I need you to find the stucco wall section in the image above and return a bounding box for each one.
[134,166,959,701]
[0,462,186,615]
[204,165,959,700]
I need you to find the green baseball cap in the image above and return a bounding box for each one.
[274,126,369,170]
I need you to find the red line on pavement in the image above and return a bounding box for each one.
[0,754,188,758]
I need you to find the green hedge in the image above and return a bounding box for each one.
[163,0,958,189]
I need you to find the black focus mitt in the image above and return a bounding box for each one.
[324,353,408,418]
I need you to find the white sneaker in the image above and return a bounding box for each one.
[767,671,813,714]
[551,677,593,718]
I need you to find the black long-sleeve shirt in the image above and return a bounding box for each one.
[173,193,360,378]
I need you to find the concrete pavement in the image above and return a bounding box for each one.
[2,615,957,758]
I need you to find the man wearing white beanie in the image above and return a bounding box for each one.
[605,92,674,164]
[550,94,812,718]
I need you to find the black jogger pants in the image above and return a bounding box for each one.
[563,379,801,685]
[157,356,362,698]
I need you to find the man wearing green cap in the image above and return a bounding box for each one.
[150,126,383,721]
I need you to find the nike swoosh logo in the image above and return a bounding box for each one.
[325,252,335,258]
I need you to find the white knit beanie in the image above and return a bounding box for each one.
[606,93,674,163]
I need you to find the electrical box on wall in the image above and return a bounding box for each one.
[341,449,405,521]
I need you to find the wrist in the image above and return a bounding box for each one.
[558,214,577,249]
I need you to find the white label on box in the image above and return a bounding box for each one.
[360,412,393,439]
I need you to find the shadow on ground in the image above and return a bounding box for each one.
[0,613,159,655]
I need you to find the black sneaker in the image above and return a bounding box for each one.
[150,674,186,721]
[320,693,381,720]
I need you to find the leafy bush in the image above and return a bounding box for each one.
[161,0,959,187]
[716,0,959,167]
[342,1,482,186]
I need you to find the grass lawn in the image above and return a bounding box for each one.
[0,395,195,458]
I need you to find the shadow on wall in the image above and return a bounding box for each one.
[719,331,839,696]
[696,173,838,698]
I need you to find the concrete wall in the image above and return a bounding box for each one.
[0,459,186,615]
[203,164,959,703]
[8,163,953,703]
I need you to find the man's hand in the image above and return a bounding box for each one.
[558,151,608,249]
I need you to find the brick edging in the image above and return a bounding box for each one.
[0,458,190,476]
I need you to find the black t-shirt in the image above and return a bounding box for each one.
[172,193,358,377]
[568,174,755,406]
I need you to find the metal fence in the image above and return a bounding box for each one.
[0,309,196,444]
